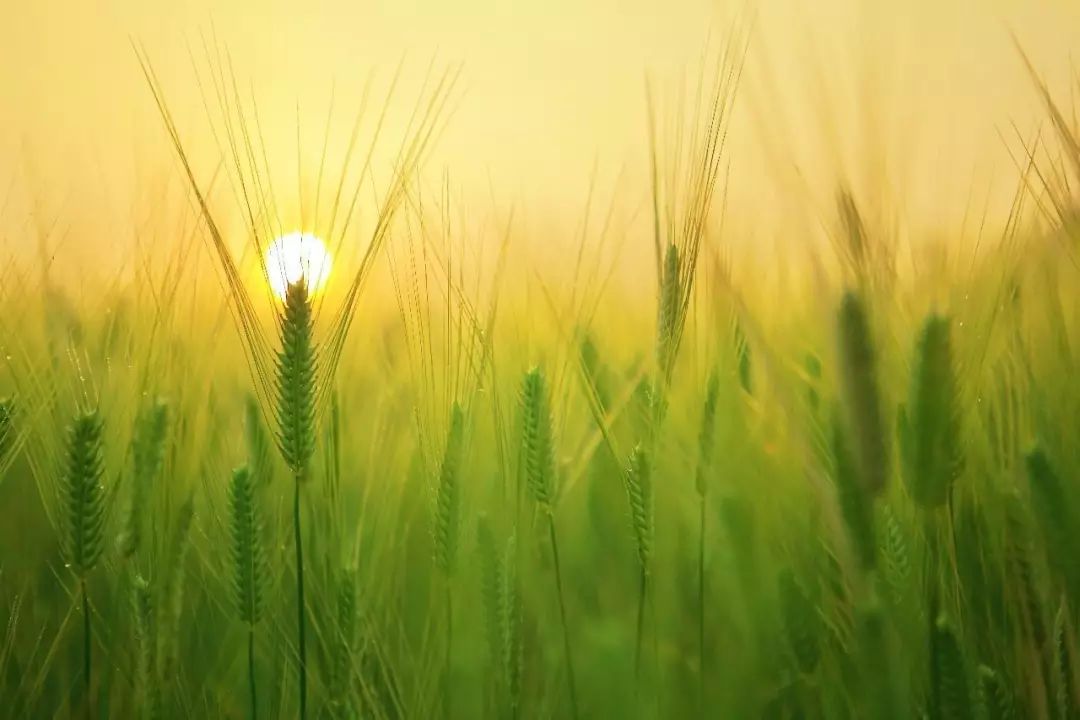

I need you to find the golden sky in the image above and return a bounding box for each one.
[1,0,1079,274]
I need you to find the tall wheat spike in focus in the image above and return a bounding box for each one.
[275,279,317,719]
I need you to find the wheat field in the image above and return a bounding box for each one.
[2,3,1080,719]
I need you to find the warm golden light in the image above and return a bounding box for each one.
[265,232,332,300]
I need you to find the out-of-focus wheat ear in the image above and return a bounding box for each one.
[228,467,266,626]
[694,370,720,497]
[121,400,169,559]
[904,315,963,509]
[519,368,555,510]
[275,280,317,480]
[434,402,465,576]
[830,406,876,572]
[856,592,905,719]
[734,321,752,395]
[930,615,973,720]
[63,410,107,578]
[1025,448,1079,597]
[656,242,680,379]
[500,532,523,716]
[131,573,159,719]
[330,568,358,715]
[1052,599,1078,718]
[244,394,273,487]
[625,443,653,574]
[804,354,822,412]
[157,494,193,682]
[1004,494,1047,647]
[877,503,911,609]
[836,291,889,497]
[0,397,13,462]
[778,569,821,675]
[476,515,502,673]
[977,666,1016,720]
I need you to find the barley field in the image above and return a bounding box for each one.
[2,1,1080,718]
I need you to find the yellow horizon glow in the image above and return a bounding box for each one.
[265,232,333,300]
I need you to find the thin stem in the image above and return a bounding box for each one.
[294,476,307,719]
[634,569,647,694]
[248,626,258,720]
[697,496,706,714]
[444,578,454,719]
[548,516,580,720]
[81,578,92,720]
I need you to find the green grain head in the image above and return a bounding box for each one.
[831,405,876,571]
[977,666,1015,720]
[434,402,465,575]
[1025,447,1079,595]
[228,466,267,625]
[131,573,159,718]
[836,291,888,497]
[519,367,555,510]
[62,410,107,577]
[902,315,963,508]
[121,399,169,559]
[657,242,680,376]
[276,280,317,479]
[624,443,653,574]
[694,369,720,496]
[931,615,973,720]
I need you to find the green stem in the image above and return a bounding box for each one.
[294,477,307,719]
[698,496,706,714]
[81,578,91,720]
[248,626,258,720]
[445,579,453,720]
[634,569,647,693]
[548,517,580,720]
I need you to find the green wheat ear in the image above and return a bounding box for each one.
[228,466,267,625]
[0,397,14,460]
[131,573,159,717]
[903,314,963,508]
[694,370,720,497]
[121,400,169,559]
[624,443,653,573]
[63,410,107,577]
[276,280,317,479]
[830,405,876,571]
[931,615,972,720]
[657,242,680,376]
[778,568,821,675]
[836,291,888,497]
[434,402,465,575]
[1025,447,1079,594]
[977,666,1015,720]
[331,568,358,713]
[520,367,555,509]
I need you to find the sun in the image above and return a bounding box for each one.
[265,232,333,300]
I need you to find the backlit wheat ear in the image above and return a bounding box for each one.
[977,666,1016,720]
[836,291,888,497]
[904,315,963,508]
[121,400,169,559]
[276,279,317,718]
[520,367,555,510]
[62,409,106,718]
[276,281,317,480]
[434,402,465,575]
[330,569,358,714]
[694,370,720,497]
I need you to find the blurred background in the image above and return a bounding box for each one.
[1,0,1079,279]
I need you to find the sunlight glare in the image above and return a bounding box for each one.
[265,232,333,300]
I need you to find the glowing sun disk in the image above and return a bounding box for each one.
[265,232,332,300]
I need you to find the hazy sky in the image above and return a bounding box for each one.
[2,0,1079,273]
